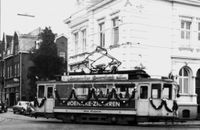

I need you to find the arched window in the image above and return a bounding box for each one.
[179,67,191,94]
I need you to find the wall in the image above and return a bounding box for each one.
[67,0,173,76]
[66,0,200,119]
[55,36,68,73]
[21,53,34,101]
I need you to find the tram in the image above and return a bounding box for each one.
[32,70,179,124]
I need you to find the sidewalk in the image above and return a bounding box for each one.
[7,108,13,112]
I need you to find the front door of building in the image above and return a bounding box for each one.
[10,93,15,106]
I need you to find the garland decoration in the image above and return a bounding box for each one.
[55,89,61,103]
[55,87,178,111]
[162,99,173,112]
[55,87,136,107]
[176,85,180,97]
[149,98,178,113]
[34,97,47,108]
[172,100,178,111]
[149,98,163,110]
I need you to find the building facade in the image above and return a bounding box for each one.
[0,40,4,101]
[55,35,68,73]
[65,0,200,119]
[0,29,41,106]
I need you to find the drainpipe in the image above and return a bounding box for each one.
[19,52,22,101]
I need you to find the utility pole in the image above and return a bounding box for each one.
[17,13,35,101]
[19,52,22,101]
[0,0,1,101]
[0,0,1,38]
[0,0,4,103]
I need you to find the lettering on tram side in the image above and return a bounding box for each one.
[66,101,120,107]
[61,74,128,81]
[83,110,102,113]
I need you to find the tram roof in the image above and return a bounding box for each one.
[36,70,174,84]
[36,77,174,84]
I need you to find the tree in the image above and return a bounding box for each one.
[27,27,65,99]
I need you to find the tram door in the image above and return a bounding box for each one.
[37,85,45,112]
[37,84,55,113]
[149,83,162,117]
[137,84,149,116]
[45,85,55,113]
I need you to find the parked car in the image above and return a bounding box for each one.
[13,101,34,115]
[0,101,7,113]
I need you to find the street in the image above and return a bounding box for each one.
[0,110,200,130]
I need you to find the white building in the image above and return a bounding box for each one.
[64,0,200,119]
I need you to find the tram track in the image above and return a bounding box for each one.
[0,115,27,123]
[1,111,200,128]
[0,112,39,124]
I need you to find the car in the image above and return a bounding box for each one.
[13,101,33,115]
[0,102,7,113]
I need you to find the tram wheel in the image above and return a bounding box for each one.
[62,118,68,123]
[111,116,118,124]
[128,120,138,126]
[70,115,76,123]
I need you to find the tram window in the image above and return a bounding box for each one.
[38,85,45,98]
[163,84,172,99]
[151,84,161,99]
[140,86,148,99]
[47,87,53,98]
[94,84,108,98]
[115,84,135,98]
[56,84,73,98]
[74,84,92,98]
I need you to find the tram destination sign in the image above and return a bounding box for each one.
[61,74,128,81]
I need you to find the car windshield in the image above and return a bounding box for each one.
[18,102,29,106]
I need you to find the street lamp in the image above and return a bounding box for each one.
[17,13,35,18]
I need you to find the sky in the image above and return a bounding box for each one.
[1,0,77,37]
